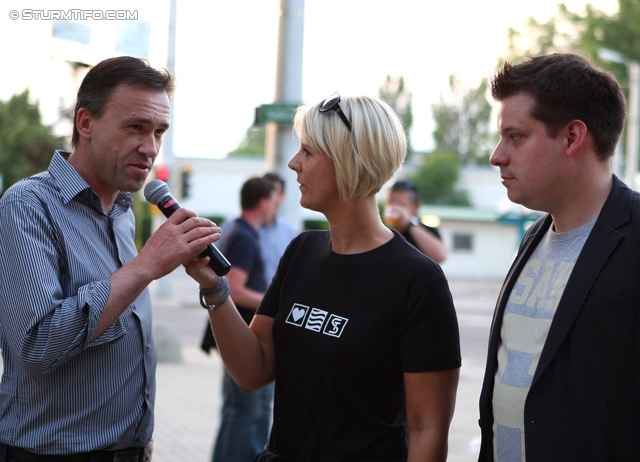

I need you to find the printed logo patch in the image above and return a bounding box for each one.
[323,314,348,338]
[285,303,309,326]
[285,303,349,338]
[305,308,328,332]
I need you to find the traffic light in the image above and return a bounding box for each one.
[156,164,170,182]
[181,165,192,199]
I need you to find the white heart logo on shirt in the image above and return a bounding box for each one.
[292,307,305,321]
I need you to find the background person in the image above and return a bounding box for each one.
[186,92,461,461]
[209,177,276,462]
[478,53,636,461]
[384,179,448,263]
[0,56,219,462]
[202,172,297,353]
[259,172,298,284]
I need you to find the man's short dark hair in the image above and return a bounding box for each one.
[263,172,286,193]
[241,177,275,210]
[389,180,419,204]
[491,53,626,160]
[72,56,175,148]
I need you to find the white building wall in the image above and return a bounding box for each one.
[175,157,323,229]
[438,220,518,281]
[177,158,267,220]
[459,165,506,209]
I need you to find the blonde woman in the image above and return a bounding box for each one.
[186,93,461,461]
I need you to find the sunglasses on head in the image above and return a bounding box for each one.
[319,91,352,132]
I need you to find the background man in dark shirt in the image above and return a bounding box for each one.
[384,180,448,263]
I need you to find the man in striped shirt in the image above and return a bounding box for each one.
[0,57,220,461]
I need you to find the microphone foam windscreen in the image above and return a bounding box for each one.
[144,180,171,205]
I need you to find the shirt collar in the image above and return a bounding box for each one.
[49,150,134,211]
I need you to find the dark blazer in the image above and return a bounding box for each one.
[478,176,640,461]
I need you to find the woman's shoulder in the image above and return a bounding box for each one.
[290,229,330,247]
[388,232,446,278]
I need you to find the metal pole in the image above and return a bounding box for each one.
[164,0,177,191]
[613,140,623,179]
[156,0,178,298]
[266,0,305,232]
[597,48,633,184]
[625,61,640,190]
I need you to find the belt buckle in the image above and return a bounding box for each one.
[112,449,141,462]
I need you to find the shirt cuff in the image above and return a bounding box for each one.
[79,280,127,346]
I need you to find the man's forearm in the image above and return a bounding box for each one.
[93,258,155,341]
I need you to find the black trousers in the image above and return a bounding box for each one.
[0,443,144,462]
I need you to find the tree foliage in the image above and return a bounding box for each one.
[576,0,640,92]
[504,4,583,61]
[227,125,266,157]
[412,151,470,206]
[503,0,640,92]
[431,76,493,164]
[0,90,66,194]
[379,75,413,151]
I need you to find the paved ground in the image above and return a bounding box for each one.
[0,270,502,461]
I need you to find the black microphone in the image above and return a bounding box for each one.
[144,179,231,276]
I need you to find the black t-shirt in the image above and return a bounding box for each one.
[402,222,441,249]
[257,230,461,460]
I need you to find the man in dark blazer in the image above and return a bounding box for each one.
[479,53,640,461]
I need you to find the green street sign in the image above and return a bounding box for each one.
[254,103,299,125]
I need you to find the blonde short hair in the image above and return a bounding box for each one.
[293,95,406,202]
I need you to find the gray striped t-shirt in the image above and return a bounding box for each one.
[492,218,596,462]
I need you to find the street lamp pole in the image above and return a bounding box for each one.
[598,48,640,190]
[627,61,640,190]
[266,0,305,231]
[155,0,178,299]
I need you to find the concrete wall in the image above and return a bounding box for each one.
[438,220,517,281]
[459,165,506,208]
[174,157,324,229]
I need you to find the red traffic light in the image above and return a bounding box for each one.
[156,165,170,181]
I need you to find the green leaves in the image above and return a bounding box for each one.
[431,77,493,164]
[379,75,413,152]
[0,90,65,194]
[413,151,470,206]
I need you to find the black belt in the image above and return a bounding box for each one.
[6,446,144,462]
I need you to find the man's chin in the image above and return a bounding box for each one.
[506,191,525,207]
[121,178,147,193]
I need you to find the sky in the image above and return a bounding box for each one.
[1,0,619,159]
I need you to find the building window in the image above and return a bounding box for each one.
[452,233,473,251]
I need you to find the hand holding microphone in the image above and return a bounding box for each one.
[144,180,231,276]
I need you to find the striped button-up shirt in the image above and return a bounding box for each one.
[0,151,156,453]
